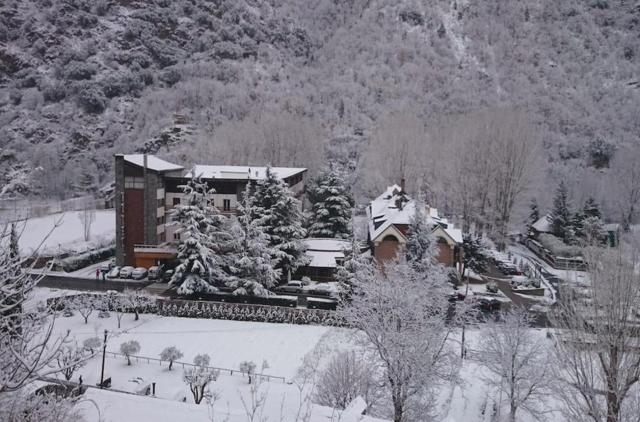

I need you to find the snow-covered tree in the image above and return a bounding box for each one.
[478,308,553,422]
[335,238,371,297]
[82,337,101,354]
[1,223,77,395]
[56,344,87,381]
[551,245,640,422]
[226,191,281,296]
[66,295,97,324]
[338,257,459,422]
[251,167,308,279]
[460,234,488,281]
[184,353,219,404]
[239,361,256,384]
[77,207,95,242]
[122,289,154,321]
[527,198,540,235]
[404,200,439,274]
[314,350,380,411]
[105,291,127,328]
[120,340,140,366]
[306,168,354,239]
[160,346,183,371]
[551,181,572,242]
[170,173,231,294]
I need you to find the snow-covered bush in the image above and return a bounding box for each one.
[64,61,97,81]
[538,234,583,258]
[56,344,87,381]
[160,346,183,371]
[83,336,101,353]
[120,340,141,366]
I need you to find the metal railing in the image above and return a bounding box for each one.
[104,351,286,383]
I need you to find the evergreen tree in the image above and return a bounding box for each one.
[405,200,440,274]
[226,191,281,296]
[306,168,354,239]
[335,238,371,298]
[569,209,585,242]
[170,174,231,295]
[551,181,572,241]
[583,197,602,219]
[251,167,308,279]
[527,199,540,235]
[461,234,488,280]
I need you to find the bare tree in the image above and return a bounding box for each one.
[239,361,256,384]
[56,344,88,381]
[338,257,460,422]
[184,353,219,404]
[609,147,640,231]
[478,308,554,422]
[105,291,127,328]
[160,346,183,371]
[67,295,97,324]
[314,350,380,411]
[551,244,640,422]
[120,340,140,366]
[77,207,96,242]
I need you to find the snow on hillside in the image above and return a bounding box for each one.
[15,209,114,256]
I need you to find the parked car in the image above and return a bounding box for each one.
[99,259,115,273]
[131,267,148,280]
[307,283,335,297]
[148,266,161,280]
[106,266,121,279]
[275,280,303,294]
[119,266,135,279]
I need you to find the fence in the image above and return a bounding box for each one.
[103,351,286,383]
[39,274,152,293]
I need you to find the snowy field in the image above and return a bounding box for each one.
[36,293,563,422]
[14,210,114,256]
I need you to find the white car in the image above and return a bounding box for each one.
[99,260,115,273]
[106,266,121,279]
[131,267,148,280]
[148,266,161,280]
[119,266,135,279]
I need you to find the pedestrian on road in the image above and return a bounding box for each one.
[95,268,99,279]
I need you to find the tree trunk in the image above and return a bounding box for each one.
[134,309,139,321]
[127,355,131,366]
[169,360,173,371]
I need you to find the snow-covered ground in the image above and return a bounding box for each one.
[37,294,565,422]
[15,210,114,256]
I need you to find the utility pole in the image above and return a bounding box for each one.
[99,329,108,388]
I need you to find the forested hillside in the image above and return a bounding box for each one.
[1,0,638,223]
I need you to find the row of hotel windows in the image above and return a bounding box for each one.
[168,197,232,211]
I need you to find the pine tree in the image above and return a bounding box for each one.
[170,174,231,295]
[461,234,488,280]
[527,199,540,235]
[583,197,602,219]
[335,238,371,298]
[405,200,440,274]
[226,191,281,296]
[551,181,572,242]
[307,168,354,239]
[569,209,585,242]
[251,167,308,279]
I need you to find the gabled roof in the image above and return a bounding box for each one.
[304,238,350,268]
[119,154,184,172]
[367,185,463,244]
[187,165,306,181]
[532,214,553,233]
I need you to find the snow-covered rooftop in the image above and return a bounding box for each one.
[532,214,552,233]
[188,165,306,181]
[120,154,184,172]
[304,238,350,268]
[367,185,463,244]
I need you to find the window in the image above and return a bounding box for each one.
[156,216,165,225]
[124,177,144,189]
[173,232,181,240]
[157,198,164,208]
[173,197,180,206]
[223,199,231,211]
[382,234,399,242]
